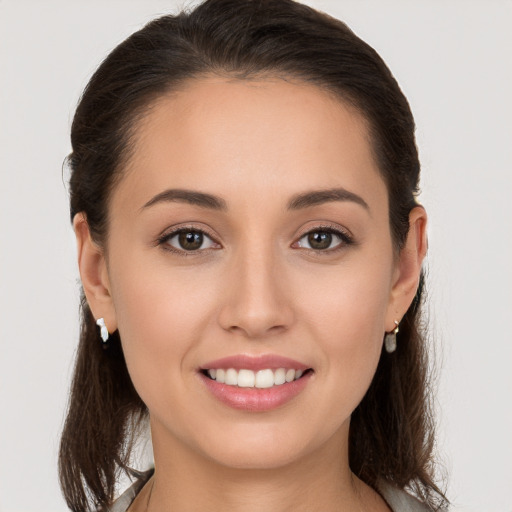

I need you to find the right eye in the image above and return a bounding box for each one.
[160,228,219,253]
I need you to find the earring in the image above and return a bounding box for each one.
[96,318,109,343]
[384,321,399,353]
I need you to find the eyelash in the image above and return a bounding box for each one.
[156,224,354,256]
[294,224,354,254]
[156,225,220,256]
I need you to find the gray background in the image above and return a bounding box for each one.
[1,1,511,510]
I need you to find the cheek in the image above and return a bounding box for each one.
[108,257,219,403]
[293,254,393,408]
[112,253,218,334]
[297,251,392,342]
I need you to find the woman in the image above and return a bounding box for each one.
[59,0,448,510]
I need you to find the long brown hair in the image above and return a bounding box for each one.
[60,0,447,509]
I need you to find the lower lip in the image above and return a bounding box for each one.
[200,371,312,411]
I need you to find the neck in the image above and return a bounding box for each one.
[145,420,384,512]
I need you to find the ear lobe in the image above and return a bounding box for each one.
[386,206,428,330]
[73,213,117,332]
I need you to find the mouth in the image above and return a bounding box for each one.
[198,355,314,411]
[201,367,312,389]
[198,354,313,410]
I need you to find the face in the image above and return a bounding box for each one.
[92,77,406,470]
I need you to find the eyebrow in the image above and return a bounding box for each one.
[141,187,369,213]
[141,189,227,211]
[287,188,370,212]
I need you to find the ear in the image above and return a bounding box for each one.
[73,213,117,334]
[385,206,428,331]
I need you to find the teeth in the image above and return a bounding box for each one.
[237,369,255,388]
[206,367,306,388]
[225,368,238,386]
[274,368,286,385]
[255,369,274,388]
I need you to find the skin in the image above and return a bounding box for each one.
[75,77,427,511]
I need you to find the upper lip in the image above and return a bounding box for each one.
[200,354,310,372]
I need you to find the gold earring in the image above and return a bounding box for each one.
[384,320,399,353]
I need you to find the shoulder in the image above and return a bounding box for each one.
[377,481,446,512]
[98,469,154,512]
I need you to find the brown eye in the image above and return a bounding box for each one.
[296,229,350,251]
[307,231,332,250]
[164,229,217,252]
[178,231,203,250]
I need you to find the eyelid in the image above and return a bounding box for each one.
[292,223,354,251]
[295,222,353,240]
[154,222,354,254]
[156,224,222,253]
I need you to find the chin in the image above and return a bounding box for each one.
[191,421,337,471]
[206,442,309,471]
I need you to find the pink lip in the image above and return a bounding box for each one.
[200,354,309,372]
[198,354,313,412]
[200,371,312,411]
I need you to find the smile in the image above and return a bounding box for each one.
[199,355,313,411]
[205,368,305,388]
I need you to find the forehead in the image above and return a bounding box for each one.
[114,76,385,210]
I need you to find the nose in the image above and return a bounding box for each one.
[217,244,294,339]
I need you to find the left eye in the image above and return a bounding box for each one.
[165,229,218,251]
[296,230,346,251]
